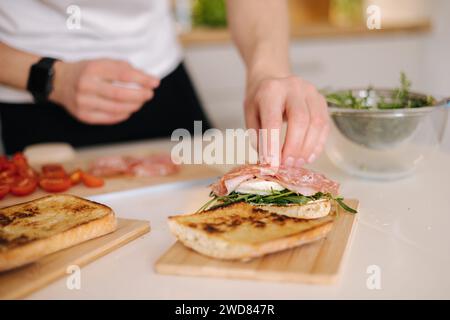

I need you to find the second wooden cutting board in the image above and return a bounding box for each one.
[0,218,150,299]
[155,200,359,285]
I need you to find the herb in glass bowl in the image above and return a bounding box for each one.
[325,72,435,110]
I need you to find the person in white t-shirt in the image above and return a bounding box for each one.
[0,0,329,168]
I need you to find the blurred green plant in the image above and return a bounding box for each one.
[193,0,227,27]
[329,0,363,26]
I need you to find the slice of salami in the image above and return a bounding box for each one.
[89,153,179,178]
[89,155,131,177]
[128,154,179,177]
[211,164,339,196]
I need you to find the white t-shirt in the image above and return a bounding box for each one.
[0,0,182,102]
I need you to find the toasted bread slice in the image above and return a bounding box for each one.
[168,202,333,261]
[0,194,117,272]
[254,199,331,219]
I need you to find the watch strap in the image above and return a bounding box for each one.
[27,57,59,104]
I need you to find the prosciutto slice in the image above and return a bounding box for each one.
[211,164,339,197]
[90,153,179,177]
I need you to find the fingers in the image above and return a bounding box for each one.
[77,110,131,125]
[244,99,261,152]
[256,83,284,167]
[76,94,142,117]
[118,66,160,89]
[312,119,330,157]
[298,92,329,163]
[93,80,154,103]
[90,59,160,89]
[282,94,310,167]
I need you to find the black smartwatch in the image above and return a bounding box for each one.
[27,57,59,104]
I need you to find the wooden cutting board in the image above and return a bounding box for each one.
[0,218,150,300]
[155,200,358,285]
[0,164,221,207]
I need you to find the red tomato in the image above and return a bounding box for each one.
[69,169,82,185]
[12,152,28,169]
[0,184,10,199]
[42,164,64,172]
[0,176,16,186]
[0,161,16,175]
[10,177,38,196]
[0,155,9,169]
[39,177,72,193]
[81,172,104,188]
[0,168,16,181]
[18,166,39,179]
[42,164,67,178]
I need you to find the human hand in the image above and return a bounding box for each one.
[245,75,329,167]
[50,59,159,124]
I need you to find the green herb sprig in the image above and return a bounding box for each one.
[198,189,357,214]
[326,72,435,110]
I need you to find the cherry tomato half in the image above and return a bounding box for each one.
[0,155,9,169]
[69,169,82,185]
[0,161,17,176]
[39,177,72,193]
[12,152,28,169]
[10,177,38,196]
[17,166,39,179]
[81,172,104,188]
[42,164,67,179]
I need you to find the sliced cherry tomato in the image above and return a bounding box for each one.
[81,172,104,188]
[17,166,39,179]
[42,164,67,178]
[0,161,16,175]
[0,155,9,169]
[0,168,16,180]
[0,176,16,186]
[0,184,10,199]
[69,169,82,185]
[39,177,72,193]
[10,177,38,196]
[12,152,28,169]
[42,164,64,172]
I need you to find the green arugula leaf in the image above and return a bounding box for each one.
[198,189,357,214]
[334,197,358,214]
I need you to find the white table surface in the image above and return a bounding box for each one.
[28,149,450,300]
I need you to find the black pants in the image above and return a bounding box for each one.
[0,63,211,154]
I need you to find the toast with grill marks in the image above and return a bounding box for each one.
[0,194,116,272]
[168,202,333,261]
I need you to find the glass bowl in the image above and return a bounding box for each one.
[325,89,449,180]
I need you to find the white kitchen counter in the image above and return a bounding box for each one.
[28,145,450,299]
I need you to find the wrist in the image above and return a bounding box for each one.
[49,60,68,105]
[246,61,291,94]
